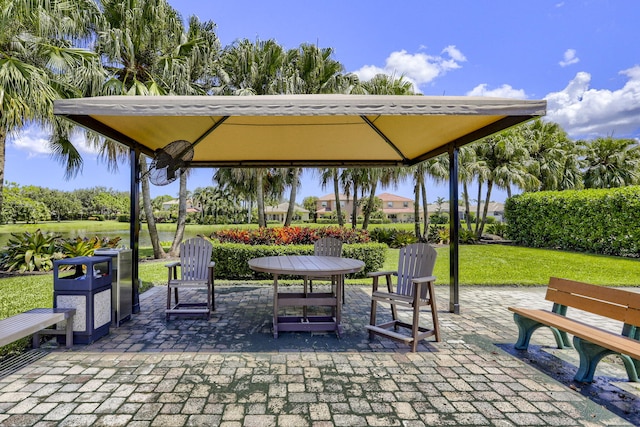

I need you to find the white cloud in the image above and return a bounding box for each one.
[8,125,100,157]
[544,66,640,138]
[466,84,527,99]
[9,126,51,157]
[559,49,580,67]
[442,45,467,63]
[353,45,467,93]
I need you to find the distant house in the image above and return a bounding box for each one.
[377,193,422,223]
[473,202,505,222]
[161,199,200,214]
[316,194,357,220]
[316,192,423,223]
[265,203,309,223]
[425,202,505,222]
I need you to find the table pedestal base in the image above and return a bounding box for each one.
[274,315,342,338]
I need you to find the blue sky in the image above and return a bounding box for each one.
[6,0,640,203]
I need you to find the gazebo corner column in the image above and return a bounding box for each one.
[448,144,460,314]
[130,148,141,314]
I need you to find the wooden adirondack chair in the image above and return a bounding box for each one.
[307,237,343,293]
[166,237,215,320]
[366,243,440,352]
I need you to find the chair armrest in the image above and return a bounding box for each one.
[165,261,180,268]
[367,271,397,277]
[412,275,436,284]
[208,261,215,267]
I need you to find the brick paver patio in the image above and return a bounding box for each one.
[1,283,638,426]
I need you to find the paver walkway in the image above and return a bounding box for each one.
[1,284,638,426]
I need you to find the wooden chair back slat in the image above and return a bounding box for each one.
[396,243,437,298]
[546,277,640,325]
[314,237,343,257]
[179,237,213,281]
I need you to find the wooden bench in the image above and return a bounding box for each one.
[508,277,640,383]
[0,308,76,349]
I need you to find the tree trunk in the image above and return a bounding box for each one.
[140,160,166,259]
[168,170,188,256]
[463,182,472,231]
[350,182,359,230]
[413,178,421,239]
[421,180,429,242]
[246,199,253,224]
[256,169,266,227]
[361,181,377,230]
[0,128,6,219]
[478,180,494,238]
[284,168,299,226]
[475,181,483,232]
[333,169,344,227]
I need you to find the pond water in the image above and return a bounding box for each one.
[0,228,203,249]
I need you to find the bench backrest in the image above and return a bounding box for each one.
[546,277,640,327]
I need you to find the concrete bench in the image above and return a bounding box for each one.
[508,277,640,383]
[0,308,76,349]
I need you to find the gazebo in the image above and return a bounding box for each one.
[54,94,546,314]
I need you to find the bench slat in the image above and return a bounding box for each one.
[547,277,640,326]
[626,307,640,327]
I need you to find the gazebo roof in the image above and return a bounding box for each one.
[54,94,546,167]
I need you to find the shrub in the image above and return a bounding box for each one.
[506,186,640,257]
[430,212,449,225]
[369,228,396,246]
[390,231,418,248]
[59,236,122,258]
[0,229,64,272]
[369,227,421,248]
[437,227,450,244]
[212,242,386,280]
[427,225,442,244]
[458,228,478,244]
[117,215,129,222]
[486,222,507,238]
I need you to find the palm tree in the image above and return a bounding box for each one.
[168,171,188,256]
[473,129,537,237]
[279,44,346,225]
[521,119,583,191]
[213,168,261,225]
[409,155,449,240]
[217,38,289,227]
[139,159,165,258]
[457,146,478,231]
[350,74,416,230]
[317,168,345,226]
[97,0,220,254]
[284,168,301,226]
[0,0,104,216]
[580,136,640,188]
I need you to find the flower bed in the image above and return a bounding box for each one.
[211,226,370,245]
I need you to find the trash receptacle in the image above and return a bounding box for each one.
[53,256,112,344]
[94,248,133,327]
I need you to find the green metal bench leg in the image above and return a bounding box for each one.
[573,337,639,383]
[513,313,571,350]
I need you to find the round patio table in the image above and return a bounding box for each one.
[248,255,365,338]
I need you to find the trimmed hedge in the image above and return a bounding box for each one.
[505,186,640,257]
[212,242,387,280]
